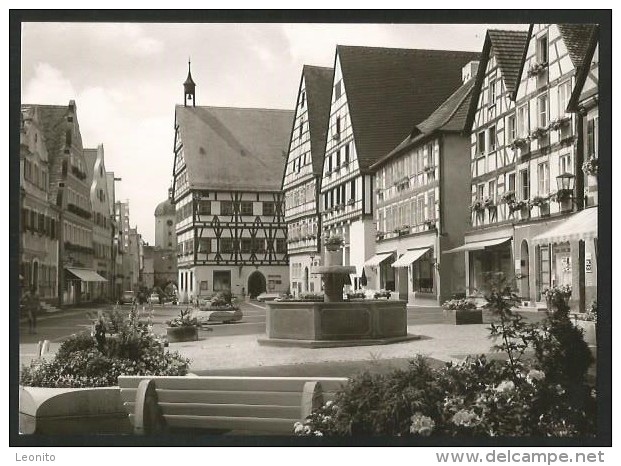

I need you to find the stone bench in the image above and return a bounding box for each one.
[118,376,347,435]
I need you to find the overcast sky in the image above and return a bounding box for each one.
[21,22,529,244]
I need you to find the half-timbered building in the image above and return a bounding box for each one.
[172,66,294,301]
[450,29,530,296]
[369,66,476,305]
[319,45,480,290]
[282,65,333,296]
[456,25,598,313]
[532,24,599,311]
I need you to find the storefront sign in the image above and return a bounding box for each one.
[585,253,592,273]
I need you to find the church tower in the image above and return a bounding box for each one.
[183,59,196,107]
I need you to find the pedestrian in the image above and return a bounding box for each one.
[26,287,40,334]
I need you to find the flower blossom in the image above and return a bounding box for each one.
[410,412,435,436]
[452,409,480,428]
[526,369,545,384]
[495,380,515,393]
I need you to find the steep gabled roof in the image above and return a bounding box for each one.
[336,45,480,170]
[175,105,294,192]
[565,24,600,111]
[558,24,599,69]
[302,65,334,175]
[487,30,530,95]
[465,27,531,132]
[371,78,475,169]
[34,105,70,161]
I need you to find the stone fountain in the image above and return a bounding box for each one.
[259,238,417,348]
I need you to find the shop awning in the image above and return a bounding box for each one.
[363,252,394,267]
[65,267,108,282]
[443,237,512,254]
[532,208,598,245]
[392,248,430,268]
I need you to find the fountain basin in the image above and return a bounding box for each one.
[258,300,418,348]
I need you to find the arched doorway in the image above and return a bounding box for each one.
[304,267,309,292]
[520,240,530,300]
[248,271,266,298]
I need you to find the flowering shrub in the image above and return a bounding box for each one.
[168,308,198,327]
[527,61,548,77]
[548,116,571,131]
[483,197,495,208]
[508,138,528,150]
[210,290,235,307]
[442,298,477,312]
[509,199,528,213]
[20,308,190,388]
[530,127,548,139]
[295,274,596,437]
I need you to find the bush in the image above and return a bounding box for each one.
[168,308,198,327]
[20,308,190,388]
[295,273,597,438]
[210,290,234,307]
[442,298,477,311]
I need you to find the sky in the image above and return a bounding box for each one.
[21,22,529,244]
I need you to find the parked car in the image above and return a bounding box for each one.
[119,291,135,304]
[149,292,160,304]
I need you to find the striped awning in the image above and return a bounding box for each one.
[443,237,512,254]
[392,248,430,268]
[363,252,394,267]
[65,267,108,282]
[532,208,598,245]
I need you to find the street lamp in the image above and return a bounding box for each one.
[555,172,576,211]
[556,172,575,192]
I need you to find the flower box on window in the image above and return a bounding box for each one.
[527,61,548,77]
[529,127,548,140]
[483,197,495,209]
[548,116,571,131]
[347,198,355,205]
[423,165,435,174]
[509,137,528,150]
[582,156,598,176]
[500,190,516,205]
[469,200,484,213]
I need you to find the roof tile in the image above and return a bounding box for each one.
[176,106,294,192]
[337,45,479,170]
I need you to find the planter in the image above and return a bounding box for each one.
[445,309,483,325]
[166,325,198,342]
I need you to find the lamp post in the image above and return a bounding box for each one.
[555,172,576,211]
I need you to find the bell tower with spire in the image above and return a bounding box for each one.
[184,59,196,107]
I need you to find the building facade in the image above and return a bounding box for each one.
[370,69,476,305]
[85,144,114,300]
[282,65,333,296]
[106,171,123,300]
[153,192,178,290]
[20,106,59,302]
[319,46,480,291]
[35,101,105,305]
[455,24,598,312]
[115,200,133,293]
[172,66,294,302]
[455,29,531,295]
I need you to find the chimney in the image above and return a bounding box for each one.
[462,61,480,83]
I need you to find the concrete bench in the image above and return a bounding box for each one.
[118,376,347,435]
